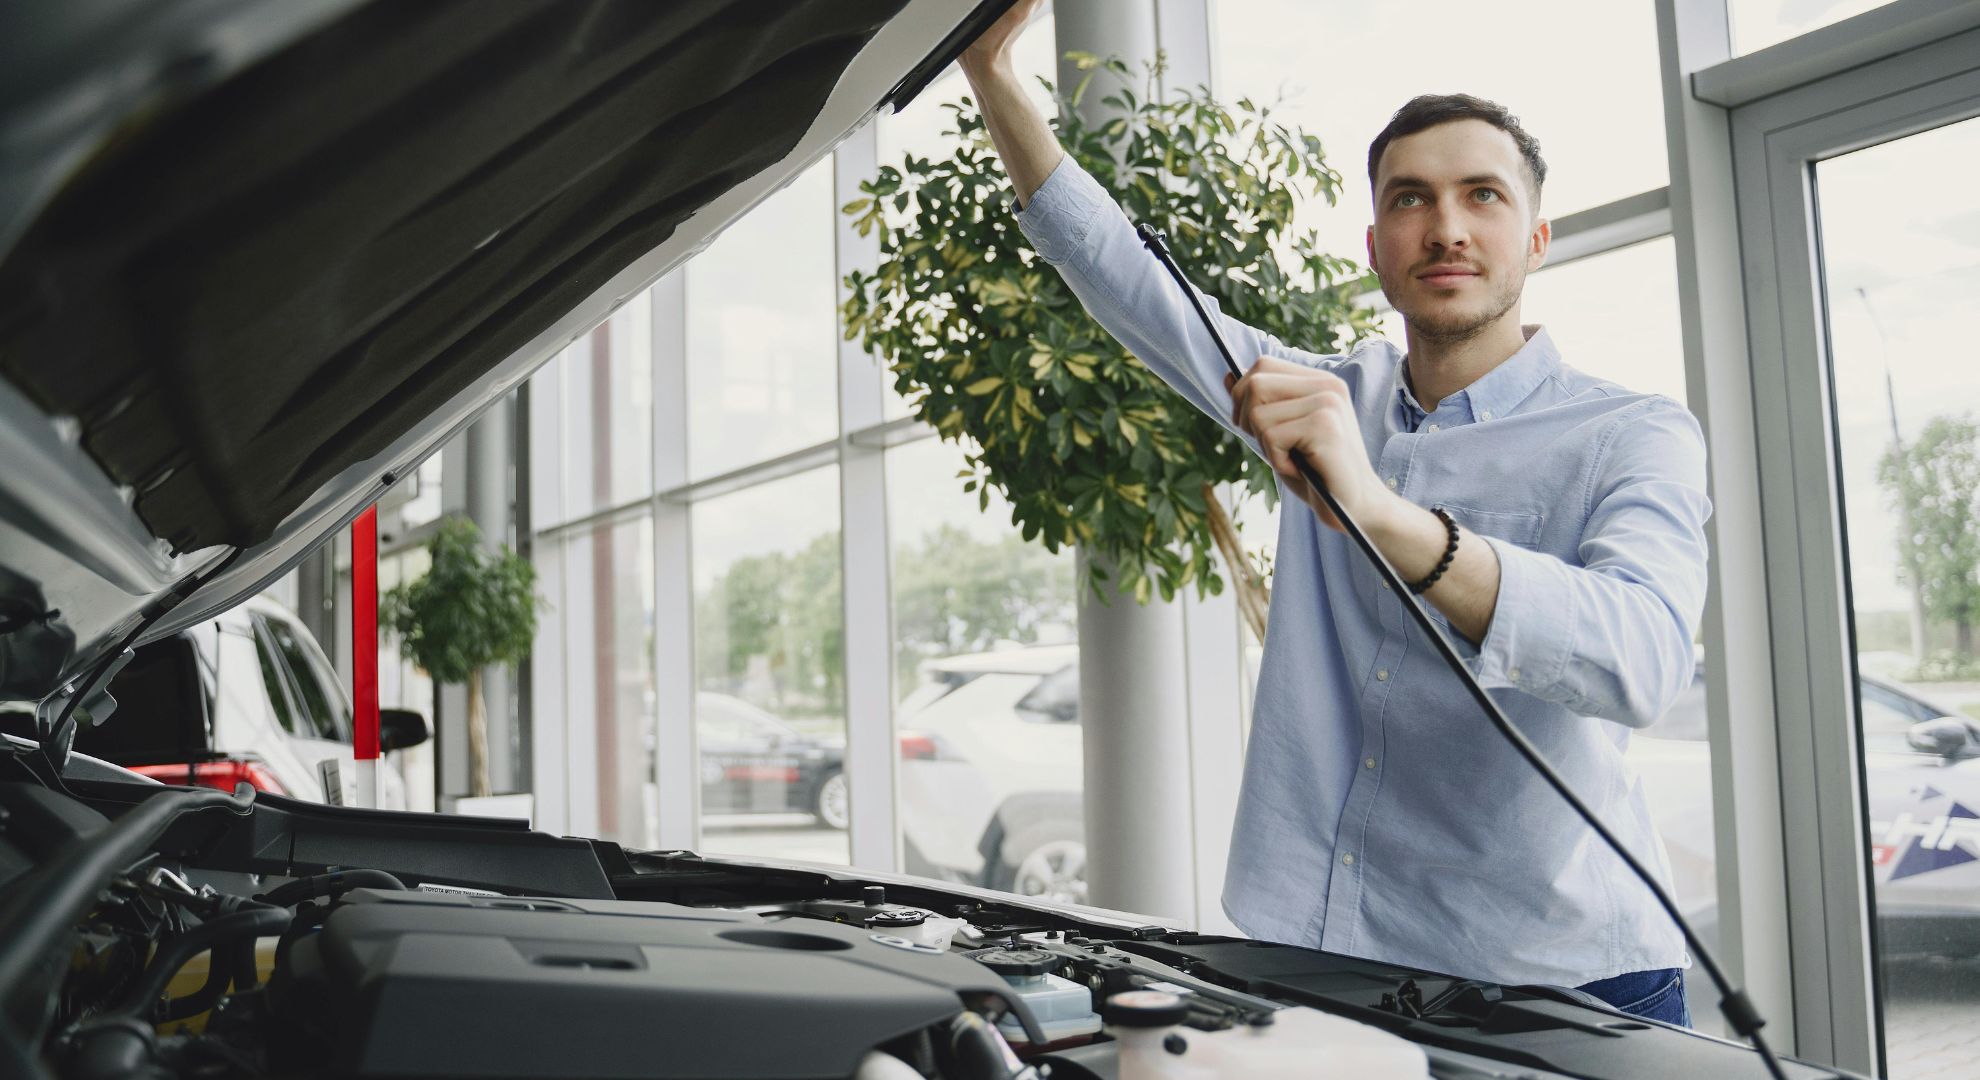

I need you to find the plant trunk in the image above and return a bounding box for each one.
[467,669,492,798]
[1203,483,1269,642]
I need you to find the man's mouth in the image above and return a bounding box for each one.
[1417,266,1480,288]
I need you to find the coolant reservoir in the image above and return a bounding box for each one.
[973,945,1104,1045]
[1106,990,1429,1080]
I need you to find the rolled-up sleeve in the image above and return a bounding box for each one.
[1468,398,1711,728]
[1011,155,1339,453]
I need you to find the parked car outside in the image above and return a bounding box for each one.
[696,691,847,829]
[1636,665,1980,958]
[907,645,1980,964]
[899,645,1085,900]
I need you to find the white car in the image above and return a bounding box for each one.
[3,597,423,809]
[899,645,1086,901]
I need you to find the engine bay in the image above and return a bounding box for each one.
[0,772,1843,1080]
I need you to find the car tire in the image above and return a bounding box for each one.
[813,770,849,831]
[989,821,1087,905]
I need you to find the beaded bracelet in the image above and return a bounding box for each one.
[1407,506,1460,595]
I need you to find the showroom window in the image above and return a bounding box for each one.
[887,436,1078,893]
[876,11,1057,421]
[685,159,840,476]
[1813,114,1980,1071]
[691,465,850,865]
[1211,0,1669,272]
[1732,0,1899,54]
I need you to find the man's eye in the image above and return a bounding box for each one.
[1473,189,1500,202]
[1396,192,1423,207]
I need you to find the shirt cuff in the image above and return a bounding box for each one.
[1468,535,1579,695]
[1011,154,1110,265]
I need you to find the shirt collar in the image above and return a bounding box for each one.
[1395,324,1560,426]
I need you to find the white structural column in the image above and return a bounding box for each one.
[836,118,902,872]
[1654,0,1796,1050]
[652,272,700,851]
[1059,0,1196,924]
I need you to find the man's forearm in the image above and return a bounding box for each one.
[958,54,1063,207]
[1367,498,1501,646]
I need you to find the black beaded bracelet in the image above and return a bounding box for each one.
[1407,506,1460,595]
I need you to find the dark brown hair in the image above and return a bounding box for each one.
[1366,93,1546,205]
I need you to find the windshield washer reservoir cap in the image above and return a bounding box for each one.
[1104,990,1189,1028]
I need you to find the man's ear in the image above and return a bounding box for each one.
[1527,216,1550,273]
[1366,224,1379,274]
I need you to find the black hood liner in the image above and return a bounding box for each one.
[0,0,906,553]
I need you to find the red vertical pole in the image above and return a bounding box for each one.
[353,506,380,773]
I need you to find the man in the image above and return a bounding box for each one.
[958,1,1711,1027]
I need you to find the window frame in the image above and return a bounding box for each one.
[1714,3,1980,1069]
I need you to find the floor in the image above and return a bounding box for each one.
[1883,956,1980,1080]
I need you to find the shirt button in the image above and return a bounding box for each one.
[1376,669,1389,681]
[1379,579,1391,590]
[1508,666,1522,682]
[1342,853,1355,866]
[1480,410,1494,421]
[1427,423,1440,432]
[1365,756,1377,769]
[1385,476,1398,489]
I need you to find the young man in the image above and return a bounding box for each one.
[958,1,1711,1027]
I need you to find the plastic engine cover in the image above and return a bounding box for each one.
[280,889,1035,1078]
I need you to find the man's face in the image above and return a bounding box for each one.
[1366,119,1549,344]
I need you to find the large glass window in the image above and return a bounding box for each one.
[692,466,849,864]
[1212,0,1668,273]
[1733,0,1898,54]
[553,296,656,520]
[687,160,840,476]
[1815,114,1980,1078]
[572,515,654,849]
[887,437,1080,896]
[876,11,1057,421]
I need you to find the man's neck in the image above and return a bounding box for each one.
[1400,314,1531,411]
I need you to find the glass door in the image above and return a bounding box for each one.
[1815,113,1980,1080]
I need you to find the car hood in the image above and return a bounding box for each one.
[0,0,1007,708]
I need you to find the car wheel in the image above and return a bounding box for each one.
[991,824,1087,906]
[813,771,849,831]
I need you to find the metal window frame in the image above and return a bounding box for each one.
[1716,4,1980,1072]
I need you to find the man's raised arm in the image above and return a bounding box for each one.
[958,0,1062,207]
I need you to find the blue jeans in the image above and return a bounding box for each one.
[1576,967,1691,1027]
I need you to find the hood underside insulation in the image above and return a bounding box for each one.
[0,0,906,553]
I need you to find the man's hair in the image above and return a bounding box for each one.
[1366,93,1547,206]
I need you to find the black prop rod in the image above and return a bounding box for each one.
[1135,223,1793,1080]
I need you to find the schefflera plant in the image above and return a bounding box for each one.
[841,54,1377,636]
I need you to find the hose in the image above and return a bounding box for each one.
[114,905,291,1020]
[257,868,405,907]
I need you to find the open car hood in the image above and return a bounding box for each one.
[0,0,1007,706]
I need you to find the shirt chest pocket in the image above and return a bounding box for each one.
[1438,502,1545,550]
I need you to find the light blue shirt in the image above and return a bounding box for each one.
[1013,156,1709,987]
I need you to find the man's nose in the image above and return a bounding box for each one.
[1425,202,1470,251]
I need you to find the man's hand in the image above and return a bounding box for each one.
[1226,357,1401,534]
[1229,356,1503,642]
[961,0,1046,75]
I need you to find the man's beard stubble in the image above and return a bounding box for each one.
[1383,266,1524,346]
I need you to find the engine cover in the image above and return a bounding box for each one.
[280,889,1034,1078]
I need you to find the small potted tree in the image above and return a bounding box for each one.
[383,516,541,798]
[842,55,1375,634]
